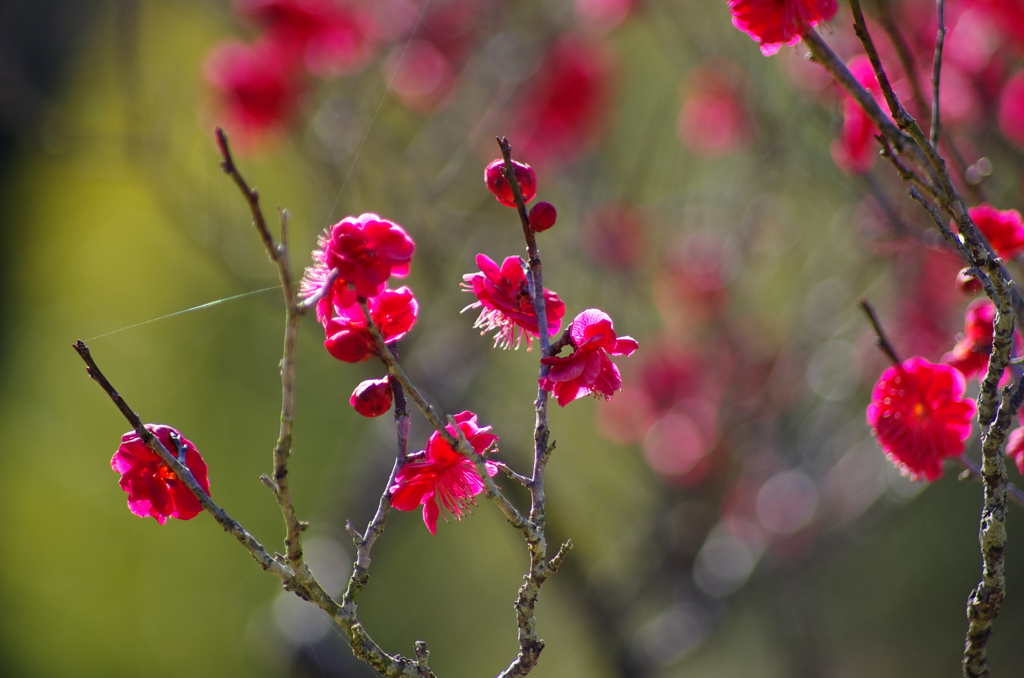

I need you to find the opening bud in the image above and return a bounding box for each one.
[349,377,394,417]
[484,158,537,207]
[528,201,557,232]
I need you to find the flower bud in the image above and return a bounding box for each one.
[349,377,393,417]
[956,267,983,295]
[484,159,537,207]
[528,201,557,232]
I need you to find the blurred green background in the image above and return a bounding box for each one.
[4,1,1024,677]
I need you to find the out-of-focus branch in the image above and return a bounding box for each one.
[929,0,946,149]
[873,0,984,203]
[858,298,902,365]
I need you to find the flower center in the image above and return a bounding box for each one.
[156,463,179,483]
[353,243,378,263]
[912,402,928,420]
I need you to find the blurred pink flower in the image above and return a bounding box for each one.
[943,298,996,379]
[831,55,882,174]
[383,40,457,112]
[204,39,304,142]
[513,35,613,167]
[998,71,1024,149]
[390,411,498,535]
[965,203,1024,259]
[866,357,975,482]
[235,0,376,76]
[1006,427,1024,475]
[677,64,754,157]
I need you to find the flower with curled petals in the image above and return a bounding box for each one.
[462,254,565,350]
[324,287,418,362]
[866,357,975,482]
[301,213,415,320]
[111,424,211,525]
[540,309,638,407]
[390,411,499,535]
[729,0,838,57]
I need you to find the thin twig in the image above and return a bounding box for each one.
[216,127,308,578]
[955,455,1024,509]
[858,299,902,365]
[873,0,983,203]
[930,0,946,149]
[359,299,455,445]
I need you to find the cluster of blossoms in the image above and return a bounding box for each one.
[107,154,637,532]
[475,158,637,403]
[865,216,1024,482]
[205,0,375,142]
[722,0,1024,486]
[726,0,1024,185]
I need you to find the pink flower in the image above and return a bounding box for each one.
[512,35,613,167]
[677,63,754,157]
[204,39,304,141]
[729,0,839,57]
[965,203,1024,259]
[831,55,882,174]
[349,377,393,417]
[235,0,376,76]
[540,309,638,406]
[301,213,415,319]
[484,159,538,207]
[111,425,211,525]
[943,298,996,379]
[383,40,457,113]
[462,254,565,350]
[390,411,499,535]
[324,287,419,362]
[866,357,976,482]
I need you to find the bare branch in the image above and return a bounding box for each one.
[930,0,947,149]
[858,298,902,365]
